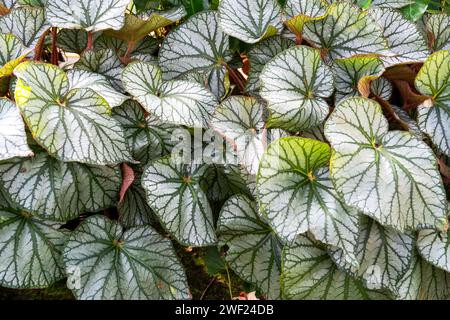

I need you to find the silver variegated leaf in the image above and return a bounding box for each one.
[113,100,176,163]
[369,7,429,66]
[57,29,89,54]
[246,36,295,93]
[14,62,131,165]
[259,45,334,131]
[46,0,129,32]
[330,216,414,293]
[0,33,28,78]
[75,48,124,92]
[0,188,66,289]
[281,235,389,300]
[371,77,393,100]
[0,150,121,221]
[218,195,282,299]
[0,98,33,161]
[142,156,216,247]
[426,13,450,52]
[67,69,128,108]
[324,97,447,232]
[63,215,190,300]
[257,137,360,266]
[395,250,450,300]
[303,2,389,61]
[159,11,232,81]
[332,56,385,103]
[218,0,282,43]
[283,0,328,36]
[415,50,450,156]
[417,228,450,273]
[211,96,275,175]
[0,5,49,48]
[122,61,217,128]
[370,0,413,8]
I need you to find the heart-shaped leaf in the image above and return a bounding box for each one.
[46,0,130,32]
[259,45,334,131]
[218,195,282,299]
[257,137,360,265]
[396,250,450,299]
[0,149,121,221]
[330,216,414,293]
[0,5,49,48]
[63,215,190,300]
[14,62,132,165]
[122,61,217,128]
[281,235,389,300]
[303,2,389,61]
[332,56,385,103]
[426,13,450,52]
[417,228,450,273]
[142,156,216,247]
[415,50,450,157]
[218,0,282,43]
[0,188,66,289]
[159,11,232,81]
[324,97,447,232]
[0,33,28,78]
[246,36,295,93]
[113,100,176,163]
[0,98,33,161]
[368,7,429,66]
[105,7,186,43]
[67,69,128,108]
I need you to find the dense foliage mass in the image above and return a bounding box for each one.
[0,0,449,300]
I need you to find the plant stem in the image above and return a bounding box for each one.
[223,62,246,93]
[51,27,58,65]
[86,31,94,51]
[200,277,216,300]
[34,29,49,61]
[225,265,233,300]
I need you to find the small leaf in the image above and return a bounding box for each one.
[417,228,450,273]
[122,61,217,128]
[324,97,448,232]
[113,100,176,163]
[281,235,389,300]
[218,0,283,43]
[218,195,282,299]
[303,2,389,61]
[14,62,132,165]
[46,0,130,32]
[0,5,49,48]
[159,11,232,81]
[426,13,450,51]
[0,189,66,289]
[142,156,217,247]
[415,50,450,156]
[369,7,429,66]
[0,98,33,161]
[0,149,122,221]
[259,46,334,131]
[257,137,360,265]
[246,36,295,93]
[0,33,28,78]
[63,215,190,300]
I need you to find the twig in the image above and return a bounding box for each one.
[34,29,49,61]
[224,264,233,300]
[51,27,58,65]
[200,277,216,300]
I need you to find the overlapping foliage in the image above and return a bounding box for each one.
[0,0,449,300]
